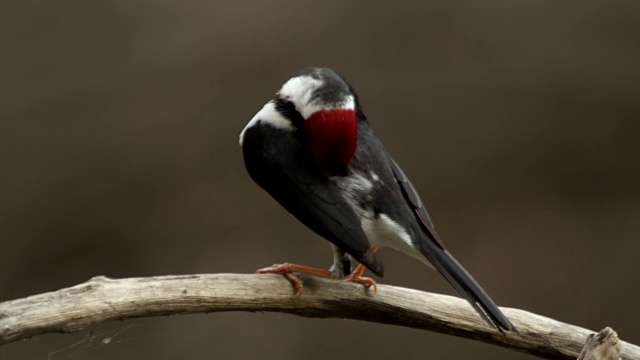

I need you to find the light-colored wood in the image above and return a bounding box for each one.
[0,274,637,359]
[578,327,622,360]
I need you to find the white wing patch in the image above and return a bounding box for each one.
[239,101,294,146]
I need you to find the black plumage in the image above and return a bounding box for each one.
[240,67,513,331]
[242,120,384,277]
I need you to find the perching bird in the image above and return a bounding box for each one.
[239,67,513,331]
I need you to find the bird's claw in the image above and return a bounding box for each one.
[282,272,303,297]
[255,263,304,297]
[255,263,333,297]
[344,260,378,294]
[344,274,378,293]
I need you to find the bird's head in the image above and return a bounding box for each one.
[242,67,360,173]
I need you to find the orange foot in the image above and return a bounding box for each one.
[344,263,377,293]
[255,263,333,297]
[344,246,379,293]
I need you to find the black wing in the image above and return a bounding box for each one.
[242,123,384,277]
[387,156,513,330]
[388,159,443,247]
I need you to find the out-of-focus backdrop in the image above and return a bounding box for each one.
[1,1,639,359]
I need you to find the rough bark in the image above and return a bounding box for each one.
[577,327,622,360]
[0,274,637,359]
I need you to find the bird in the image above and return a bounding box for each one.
[239,67,513,331]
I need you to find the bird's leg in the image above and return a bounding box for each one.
[255,263,333,297]
[344,246,379,293]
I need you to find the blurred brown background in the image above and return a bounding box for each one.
[1,1,639,359]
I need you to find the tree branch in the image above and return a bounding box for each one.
[577,327,621,360]
[0,274,637,359]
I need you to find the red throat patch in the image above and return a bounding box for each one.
[304,109,357,173]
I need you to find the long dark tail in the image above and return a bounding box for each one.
[416,239,514,331]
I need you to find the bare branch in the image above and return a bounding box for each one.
[578,327,622,360]
[1,274,638,359]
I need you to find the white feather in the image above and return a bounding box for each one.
[239,100,294,146]
[334,172,432,269]
[279,75,323,119]
[279,75,356,119]
[364,215,433,268]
